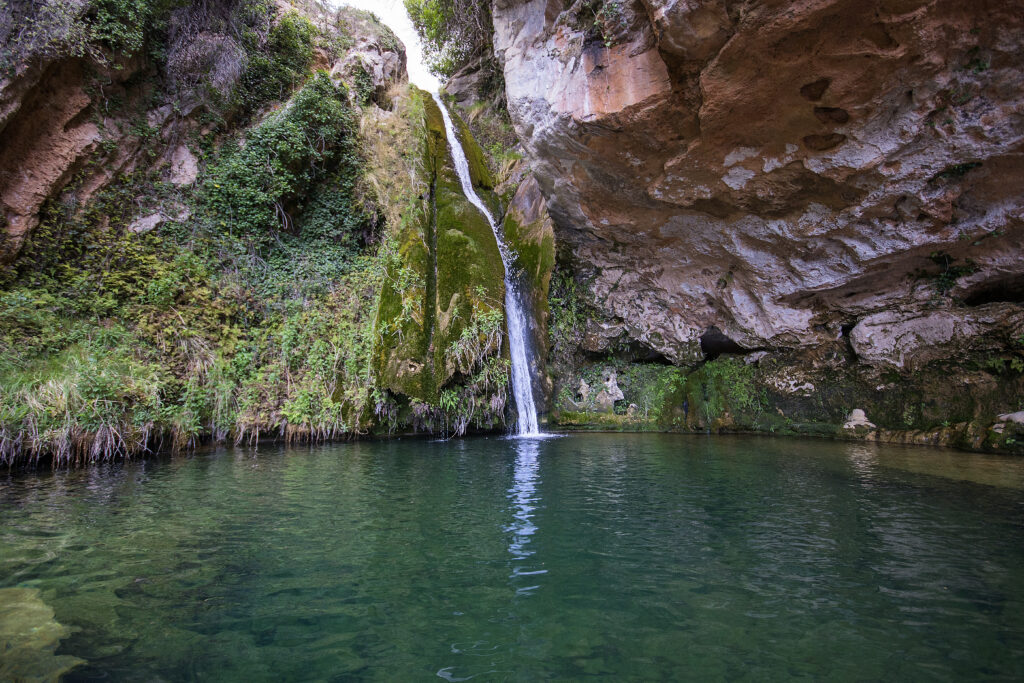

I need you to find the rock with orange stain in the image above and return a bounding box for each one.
[491,0,1024,367]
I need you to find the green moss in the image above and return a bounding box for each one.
[451,108,494,191]
[373,88,506,413]
[503,213,555,326]
[687,357,763,425]
[556,411,650,431]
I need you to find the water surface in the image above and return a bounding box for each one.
[2,434,1024,680]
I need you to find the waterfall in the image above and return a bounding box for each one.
[431,93,541,437]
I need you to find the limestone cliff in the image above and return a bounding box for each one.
[475,0,1024,449]
[492,0,1024,365]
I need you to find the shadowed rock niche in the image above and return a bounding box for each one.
[699,327,753,361]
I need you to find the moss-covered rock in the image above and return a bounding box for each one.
[448,104,494,191]
[549,342,1024,454]
[374,87,506,405]
[442,95,505,222]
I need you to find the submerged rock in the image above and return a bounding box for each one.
[0,587,84,681]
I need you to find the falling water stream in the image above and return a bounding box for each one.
[431,93,541,436]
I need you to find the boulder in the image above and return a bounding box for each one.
[167,145,199,185]
[593,370,626,413]
[374,90,505,403]
[330,11,407,107]
[578,378,591,402]
[128,213,166,234]
[843,409,876,430]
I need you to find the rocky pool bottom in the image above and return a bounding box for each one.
[2,434,1024,680]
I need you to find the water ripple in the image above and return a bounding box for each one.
[0,435,1022,680]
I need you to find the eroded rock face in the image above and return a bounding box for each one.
[0,1,408,264]
[330,12,408,107]
[492,0,1024,366]
[0,59,123,260]
[850,302,1024,368]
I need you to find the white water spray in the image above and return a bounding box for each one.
[431,93,541,436]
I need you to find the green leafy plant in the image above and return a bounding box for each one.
[928,251,979,295]
[203,72,359,251]
[0,0,182,74]
[404,0,493,77]
[232,9,319,118]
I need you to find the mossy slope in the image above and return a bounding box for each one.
[0,2,408,465]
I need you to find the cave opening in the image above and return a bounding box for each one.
[840,322,858,360]
[963,276,1024,306]
[700,327,751,361]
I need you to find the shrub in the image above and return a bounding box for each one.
[203,72,359,250]
[234,9,319,117]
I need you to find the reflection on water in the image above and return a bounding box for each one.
[863,442,1024,490]
[1,434,1024,681]
[847,444,879,491]
[506,440,545,595]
